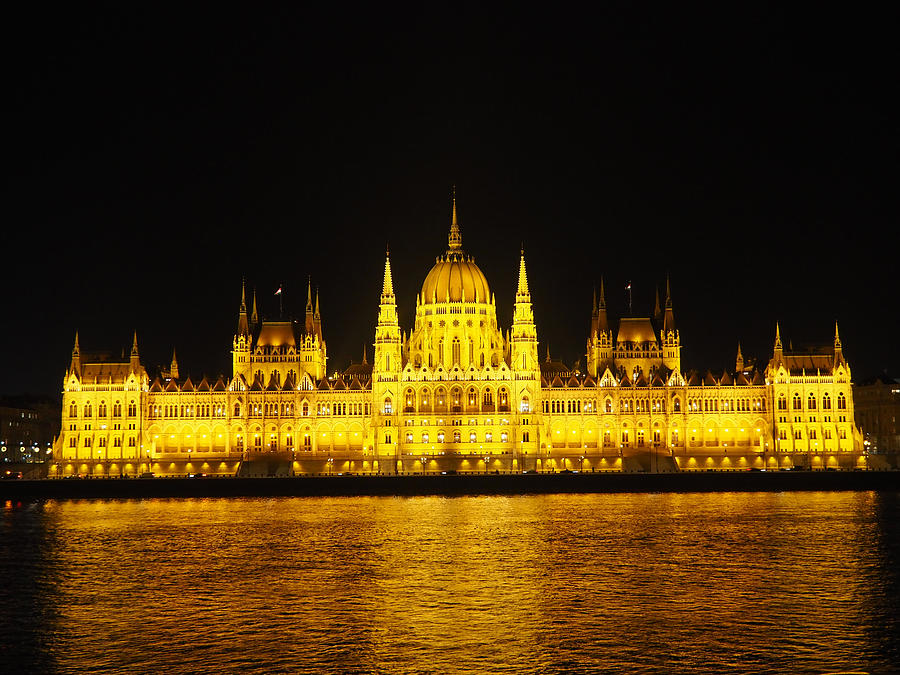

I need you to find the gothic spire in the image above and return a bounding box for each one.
[663,275,676,333]
[381,248,395,302]
[597,277,609,333]
[834,321,846,367]
[69,331,81,376]
[516,247,530,299]
[238,280,250,337]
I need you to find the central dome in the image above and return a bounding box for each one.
[420,192,490,304]
[421,254,490,303]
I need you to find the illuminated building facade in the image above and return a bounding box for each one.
[52,197,867,476]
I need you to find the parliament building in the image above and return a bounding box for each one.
[52,197,866,477]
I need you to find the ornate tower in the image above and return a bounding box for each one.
[510,248,539,374]
[586,278,614,377]
[299,278,327,381]
[660,276,681,372]
[374,249,402,380]
[232,280,252,378]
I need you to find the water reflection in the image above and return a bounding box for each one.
[1,493,897,673]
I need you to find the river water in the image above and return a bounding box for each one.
[2,492,898,674]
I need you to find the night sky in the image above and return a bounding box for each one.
[4,7,896,399]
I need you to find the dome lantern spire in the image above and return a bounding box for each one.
[448,185,462,253]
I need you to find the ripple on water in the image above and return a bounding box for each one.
[0,492,897,674]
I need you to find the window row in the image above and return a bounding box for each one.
[778,392,846,411]
[69,401,138,418]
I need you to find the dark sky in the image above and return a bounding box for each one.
[3,6,897,398]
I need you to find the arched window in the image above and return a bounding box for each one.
[302,402,309,416]
[84,402,92,417]
[234,403,241,416]
[673,398,681,412]
[837,392,846,410]
[606,398,613,413]
[422,432,429,443]
[453,430,461,443]
[452,338,461,365]
[822,393,832,410]
[406,432,413,443]
[520,396,530,413]
[792,394,802,410]
[498,389,509,411]
[98,401,107,418]
[468,339,474,364]
[128,400,137,417]
[384,398,393,414]
[451,387,462,411]
[112,401,122,417]
[69,402,77,417]
[469,431,477,442]
[808,393,816,410]
[778,395,787,411]
[500,431,508,443]
[437,431,445,443]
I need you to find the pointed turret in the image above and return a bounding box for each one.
[250,289,259,330]
[313,287,323,340]
[170,348,179,380]
[663,275,675,333]
[834,321,846,368]
[597,277,609,332]
[130,330,141,372]
[735,342,744,372]
[381,248,395,301]
[237,279,250,337]
[516,247,530,299]
[69,331,81,377]
[304,277,315,335]
[362,344,368,365]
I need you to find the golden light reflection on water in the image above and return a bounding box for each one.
[2,492,898,673]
